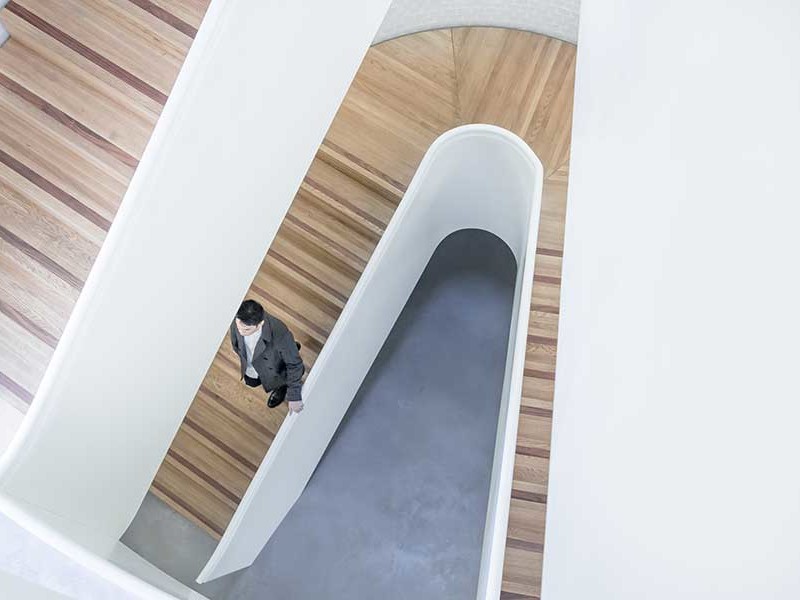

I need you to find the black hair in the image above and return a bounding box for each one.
[236,299,265,326]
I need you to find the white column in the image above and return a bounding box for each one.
[543,1,800,599]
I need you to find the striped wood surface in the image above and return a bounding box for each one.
[0,6,573,597]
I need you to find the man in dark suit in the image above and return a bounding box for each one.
[230,299,305,413]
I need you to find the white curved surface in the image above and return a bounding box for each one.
[543,1,800,599]
[0,493,200,600]
[198,125,543,600]
[375,0,580,44]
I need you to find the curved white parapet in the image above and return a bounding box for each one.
[0,493,205,600]
[198,124,543,599]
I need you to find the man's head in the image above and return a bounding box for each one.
[235,299,265,336]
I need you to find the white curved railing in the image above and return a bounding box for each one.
[198,124,543,600]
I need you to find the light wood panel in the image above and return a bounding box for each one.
[0,0,208,402]
[454,28,576,177]
[0,9,573,597]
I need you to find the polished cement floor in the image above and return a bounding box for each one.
[123,229,516,599]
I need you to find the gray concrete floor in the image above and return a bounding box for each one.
[123,229,516,599]
[121,493,231,598]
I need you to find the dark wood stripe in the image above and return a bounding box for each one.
[516,445,550,459]
[505,537,544,553]
[0,224,84,290]
[322,139,407,196]
[520,405,553,419]
[0,299,58,348]
[268,248,349,305]
[527,334,557,346]
[0,73,139,168]
[0,148,111,231]
[126,0,198,38]
[166,448,240,504]
[304,176,387,231]
[524,368,556,381]
[183,417,259,474]
[151,480,225,537]
[251,282,329,341]
[199,384,274,440]
[533,273,561,285]
[285,213,367,269]
[6,1,168,105]
[0,369,34,405]
[500,592,540,600]
[531,303,560,315]
[512,489,548,504]
[536,246,563,257]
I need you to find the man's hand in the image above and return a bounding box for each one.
[288,400,304,414]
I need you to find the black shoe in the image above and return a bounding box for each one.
[267,386,288,408]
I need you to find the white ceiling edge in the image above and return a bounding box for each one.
[375,0,580,44]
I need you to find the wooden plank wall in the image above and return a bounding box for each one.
[0,5,574,597]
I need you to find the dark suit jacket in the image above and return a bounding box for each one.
[230,314,305,402]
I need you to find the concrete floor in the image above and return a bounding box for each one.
[123,229,516,599]
[121,493,229,598]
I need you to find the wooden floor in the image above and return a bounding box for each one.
[0,3,574,597]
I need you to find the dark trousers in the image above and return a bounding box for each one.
[244,374,287,403]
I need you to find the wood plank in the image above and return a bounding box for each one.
[0,163,102,283]
[14,0,191,97]
[0,309,52,401]
[0,236,78,345]
[0,10,160,159]
[0,83,130,226]
[146,0,210,30]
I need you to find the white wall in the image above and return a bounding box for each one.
[375,0,580,44]
[0,509,131,599]
[0,571,71,600]
[0,0,391,595]
[0,493,200,599]
[0,401,23,456]
[543,1,800,598]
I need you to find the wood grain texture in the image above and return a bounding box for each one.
[0,0,207,411]
[0,8,573,595]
